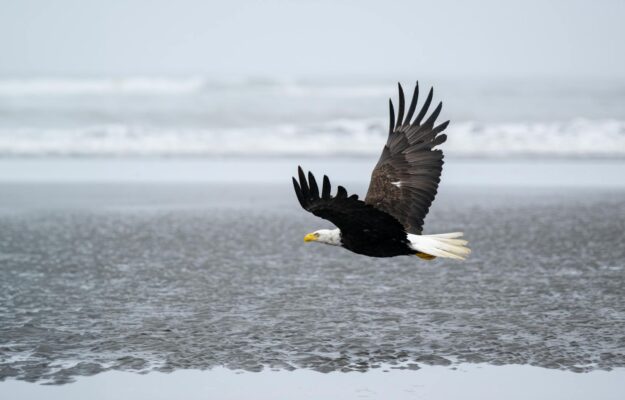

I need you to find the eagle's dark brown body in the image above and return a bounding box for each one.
[339,232,414,258]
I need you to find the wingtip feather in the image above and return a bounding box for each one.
[308,171,320,198]
[322,175,331,199]
[292,177,305,207]
[396,83,405,129]
[388,99,395,134]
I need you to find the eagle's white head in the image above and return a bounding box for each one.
[303,228,341,246]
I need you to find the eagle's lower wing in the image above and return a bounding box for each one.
[292,166,406,239]
[365,83,448,234]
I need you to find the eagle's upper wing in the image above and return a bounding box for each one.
[365,83,448,234]
[292,166,406,239]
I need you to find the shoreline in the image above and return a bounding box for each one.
[0,157,624,187]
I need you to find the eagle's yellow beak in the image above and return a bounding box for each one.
[304,233,317,242]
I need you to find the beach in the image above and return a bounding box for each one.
[1,158,624,398]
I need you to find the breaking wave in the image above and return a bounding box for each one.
[1,118,624,158]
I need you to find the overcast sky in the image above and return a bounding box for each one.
[1,0,623,79]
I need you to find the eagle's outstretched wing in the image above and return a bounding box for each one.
[292,166,406,240]
[365,82,448,234]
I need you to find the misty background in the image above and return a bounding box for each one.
[1,0,624,79]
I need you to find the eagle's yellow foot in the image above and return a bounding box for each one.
[416,252,436,260]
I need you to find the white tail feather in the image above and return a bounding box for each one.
[426,232,464,239]
[408,232,471,260]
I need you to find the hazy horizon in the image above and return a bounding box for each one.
[1,0,624,79]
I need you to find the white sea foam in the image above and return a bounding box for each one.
[1,78,623,158]
[0,77,210,95]
[0,119,623,157]
[445,119,625,157]
[0,77,391,97]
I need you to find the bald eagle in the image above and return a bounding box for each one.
[292,82,470,260]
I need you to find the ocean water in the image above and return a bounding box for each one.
[0,77,624,157]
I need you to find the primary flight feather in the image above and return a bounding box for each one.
[292,82,470,260]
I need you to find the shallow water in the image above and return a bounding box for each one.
[1,183,624,384]
[2,364,625,400]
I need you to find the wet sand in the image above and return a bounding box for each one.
[0,158,624,393]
